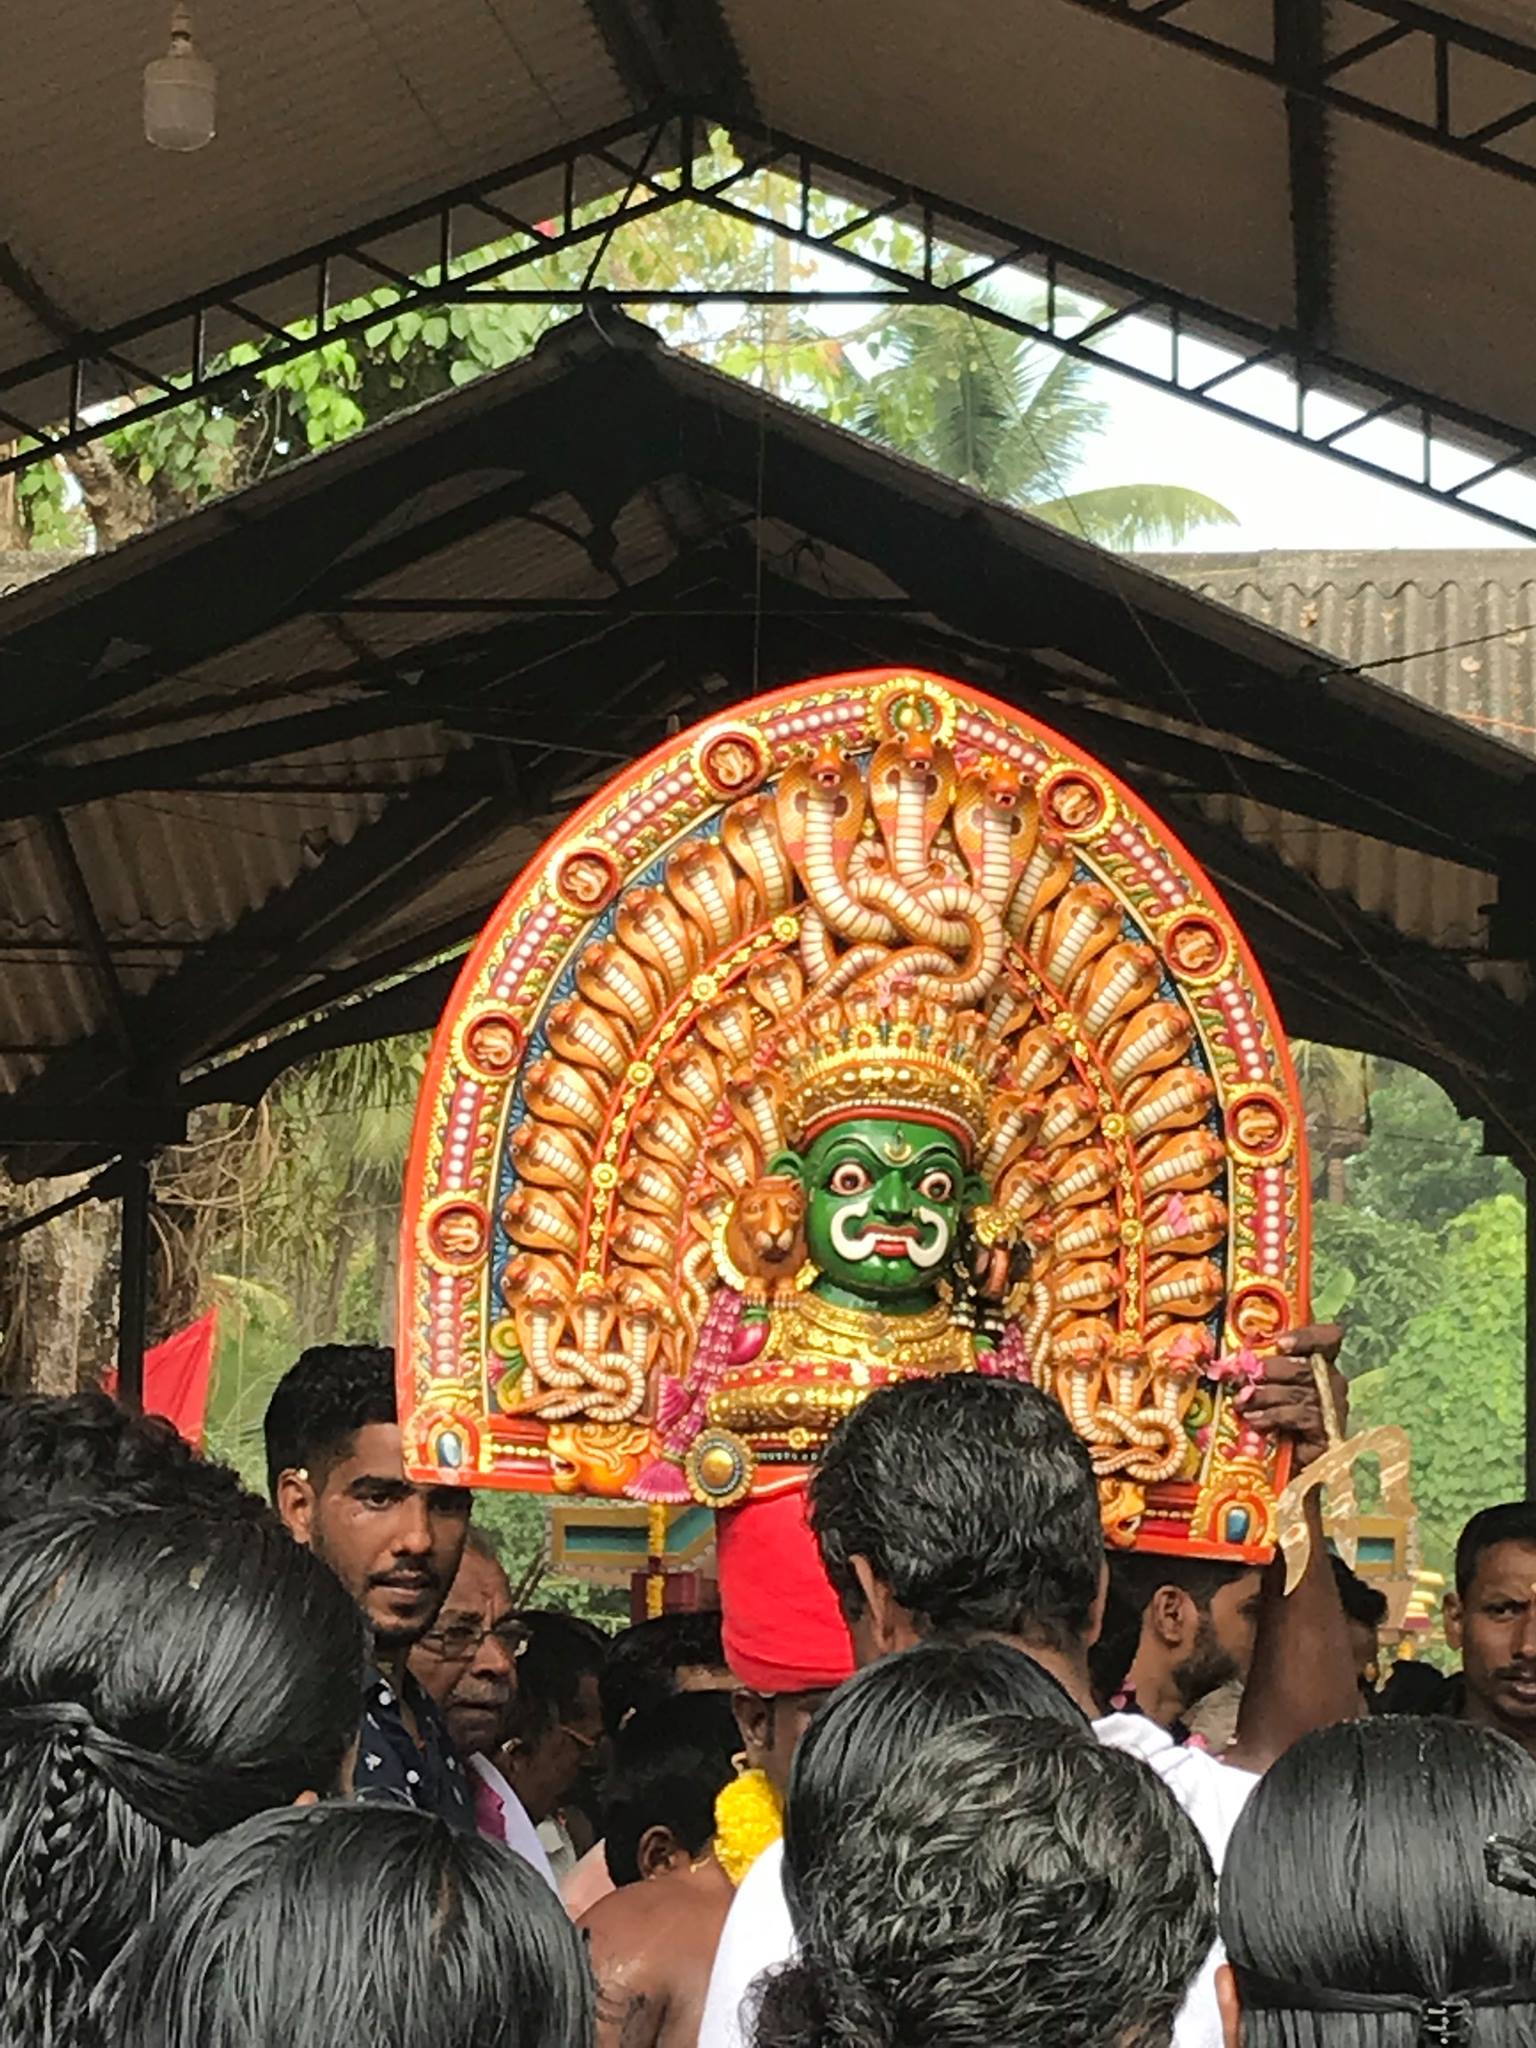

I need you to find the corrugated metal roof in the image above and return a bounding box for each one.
[2,318,1534,1173]
[1145,550,1536,1005]
[1152,552,1536,752]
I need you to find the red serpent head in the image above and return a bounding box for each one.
[984,756,1025,811]
[808,738,848,790]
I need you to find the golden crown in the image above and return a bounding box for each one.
[775,989,996,1154]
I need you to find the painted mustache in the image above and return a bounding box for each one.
[830,1192,951,1270]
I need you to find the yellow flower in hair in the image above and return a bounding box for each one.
[713,1768,783,1887]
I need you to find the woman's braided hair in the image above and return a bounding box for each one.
[4,1721,97,2046]
[0,1504,364,2048]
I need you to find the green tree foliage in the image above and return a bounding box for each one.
[1350,1195,1525,1577]
[1305,1056,1526,1590]
[15,139,1231,551]
[1345,1063,1519,1233]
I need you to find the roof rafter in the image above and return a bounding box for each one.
[1057,0,1536,192]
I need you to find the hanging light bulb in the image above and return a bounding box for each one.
[144,2,216,152]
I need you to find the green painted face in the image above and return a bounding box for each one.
[774,1118,982,1305]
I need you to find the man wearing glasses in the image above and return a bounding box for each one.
[410,1527,557,1885]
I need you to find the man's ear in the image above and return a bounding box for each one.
[1444,1591,1464,1653]
[962,1169,990,1210]
[1150,1585,1194,1650]
[851,1555,915,1656]
[636,1824,684,1880]
[732,1688,774,1771]
[275,1467,318,1546]
[1216,1964,1242,2048]
[768,1149,807,1185]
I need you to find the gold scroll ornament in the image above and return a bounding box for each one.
[1275,1353,1418,1615]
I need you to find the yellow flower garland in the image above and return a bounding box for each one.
[713,1768,784,1886]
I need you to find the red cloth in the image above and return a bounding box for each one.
[104,1308,218,1447]
[716,1490,855,1694]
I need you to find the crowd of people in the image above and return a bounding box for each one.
[2,1340,1536,2048]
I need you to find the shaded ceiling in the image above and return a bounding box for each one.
[2,314,1534,1181]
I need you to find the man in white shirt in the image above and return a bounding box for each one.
[700,1356,1357,2048]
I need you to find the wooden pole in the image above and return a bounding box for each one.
[116,1154,151,1413]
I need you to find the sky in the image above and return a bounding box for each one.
[798,249,1536,556]
[1032,323,1536,556]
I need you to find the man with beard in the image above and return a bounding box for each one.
[410,1527,556,1881]
[1440,1501,1536,1754]
[264,1343,474,1827]
[1108,1554,1264,1737]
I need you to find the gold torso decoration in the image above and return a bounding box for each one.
[707,1295,978,1444]
[759,1293,973,1375]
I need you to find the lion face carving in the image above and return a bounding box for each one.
[725,1175,809,1300]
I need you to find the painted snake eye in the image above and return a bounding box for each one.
[829,1161,873,1197]
[917,1169,955,1202]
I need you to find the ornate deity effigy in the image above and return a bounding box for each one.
[399,672,1309,1562]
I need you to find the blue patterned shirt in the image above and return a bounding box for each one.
[354,1664,475,1832]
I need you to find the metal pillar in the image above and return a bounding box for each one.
[116,1153,151,1413]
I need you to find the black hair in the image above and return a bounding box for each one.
[758,1712,1213,2048]
[0,1504,363,2048]
[809,1376,1104,1651]
[509,1609,610,1745]
[1221,1719,1536,2048]
[1456,1504,1536,1598]
[602,1691,739,1886]
[782,1639,1086,1932]
[262,1343,396,1499]
[1109,1550,1253,1620]
[599,1611,727,1738]
[93,1802,594,2048]
[1330,1554,1389,1631]
[1374,1660,1456,1717]
[1087,1567,1146,1711]
[0,1390,267,1534]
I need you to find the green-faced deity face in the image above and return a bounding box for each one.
[773,1117,985,1303]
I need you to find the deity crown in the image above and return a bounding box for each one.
[775,986,997,1156]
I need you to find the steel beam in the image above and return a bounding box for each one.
[1,107,1536,537]
[1058,0,1536,192]
[1275,0,1333,362]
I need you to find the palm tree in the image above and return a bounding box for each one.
[845,293,1235,550]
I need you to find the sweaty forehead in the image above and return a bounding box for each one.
[1471,1541,1536,1601]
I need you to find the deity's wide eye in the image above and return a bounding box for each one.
[917,1168,955,1202]
[828,1161,873,1197]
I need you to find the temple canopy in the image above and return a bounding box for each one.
[1,315,1532,1183]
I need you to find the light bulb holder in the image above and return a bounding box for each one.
[144,4,216,151]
